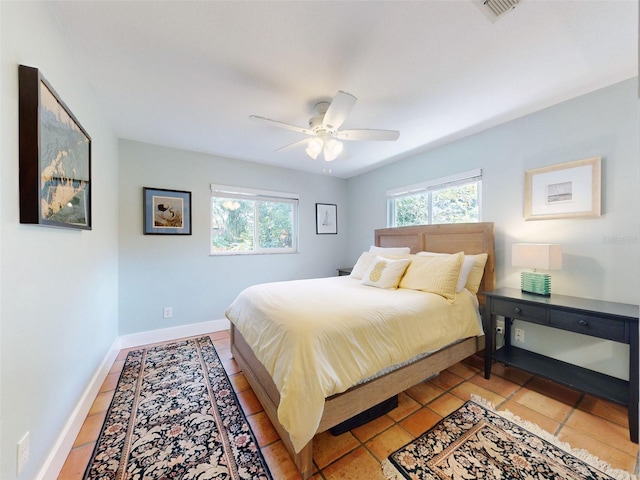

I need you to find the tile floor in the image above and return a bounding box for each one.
[58,330,639,479]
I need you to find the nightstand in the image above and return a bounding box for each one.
[483,287,638,443]
[337,267,353,276]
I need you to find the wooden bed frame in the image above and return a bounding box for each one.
[230,222,495,479]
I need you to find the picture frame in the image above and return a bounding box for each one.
[316,203,337,234]
[524,157,601,221]
[143,187,192,235]
[19,65,92,229]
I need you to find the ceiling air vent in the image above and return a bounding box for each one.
[482,0,520,18]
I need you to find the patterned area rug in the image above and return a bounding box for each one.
[84,336,272,479]
[382,397,637,480]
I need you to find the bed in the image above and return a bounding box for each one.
[227,222,495,479]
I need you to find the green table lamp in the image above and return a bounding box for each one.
[512,243,562,296]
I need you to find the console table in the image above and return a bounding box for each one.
[483,287,638,443]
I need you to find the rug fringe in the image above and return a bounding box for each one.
[469,395,638,480]
[381,459,402,480]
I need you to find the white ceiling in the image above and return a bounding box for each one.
[50,0,637,179]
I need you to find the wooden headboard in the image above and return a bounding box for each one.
[374,223,495,305]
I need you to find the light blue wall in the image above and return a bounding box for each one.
[347,78,639,380]
[118,140,348,335]
[0,2,119,479]
[1,3,637,478]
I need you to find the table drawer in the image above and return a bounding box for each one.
[492,299,547,325]
[549,310,628,342]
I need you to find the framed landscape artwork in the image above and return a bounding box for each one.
[19,65,92,229]
[143,187,192,235]
[316,203,337,234]
[524,157,601,221]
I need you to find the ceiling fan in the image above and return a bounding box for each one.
[250,91,400,162]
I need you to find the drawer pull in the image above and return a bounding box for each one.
[514,307,522,314]
[578,320,589,327]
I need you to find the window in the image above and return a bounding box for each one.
[211,184,299,255]
[387,169,481,227]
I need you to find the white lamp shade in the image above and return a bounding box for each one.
[323,138,343,162]
[305,137,323,160]
[512,243,562,270]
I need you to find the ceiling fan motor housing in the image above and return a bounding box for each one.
[314,101,330,114]
[309,114,330,134]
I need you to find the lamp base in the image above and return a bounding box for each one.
[521,271,551,296]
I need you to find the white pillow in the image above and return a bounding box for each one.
[361,256,411,289]
[350,252,377,279]
[369,245,411,255]
[462,253,488,294]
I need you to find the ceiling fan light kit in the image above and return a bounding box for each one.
[251,91,400,163]
[324,138,343,162]
[305,137,323,160]
[305,134,343,162]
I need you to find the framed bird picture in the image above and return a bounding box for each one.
[19,65,92,230]
[143,187,192,235]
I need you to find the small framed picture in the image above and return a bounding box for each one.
[143,187,192,235]
[316,203,337,234]
[524,157,601,221]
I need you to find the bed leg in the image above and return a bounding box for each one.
[268,429,314,478]
[293,442,314,480]
[271,429,313,478]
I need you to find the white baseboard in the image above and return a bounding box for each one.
[38,318,230,480]
[36,337,120,480]
[118,318,230,349]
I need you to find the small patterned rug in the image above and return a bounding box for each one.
[382,397,636,480]
[84,336,272,479]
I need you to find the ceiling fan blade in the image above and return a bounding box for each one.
[275,137,312,152]
[249,115,313,135]
[322,91,357,130]
[334,129,400,141]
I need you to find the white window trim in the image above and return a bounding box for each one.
[211,184,299,255]
[386,169,482,198]
[211,184,299,202]
[386,169,482,227]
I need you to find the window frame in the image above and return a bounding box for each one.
[210,184,299,255]
[386,169,482,227]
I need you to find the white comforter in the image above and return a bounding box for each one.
[225,276,483,453]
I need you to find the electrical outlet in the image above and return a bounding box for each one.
[514,328,525,343]
[496,319,505,335]
[163,306,172,318]
[17,431,29,475]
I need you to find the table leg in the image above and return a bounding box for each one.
[483,305,493,379]
[629,321,638,443]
